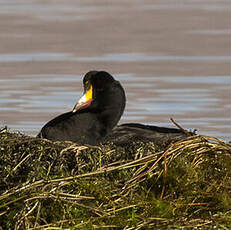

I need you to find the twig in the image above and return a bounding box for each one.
[170,118,192,137]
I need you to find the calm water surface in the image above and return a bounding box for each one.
[0,0,231,141]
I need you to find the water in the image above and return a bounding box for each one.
[0,0,231,141]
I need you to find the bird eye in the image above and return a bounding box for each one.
[84,81,90,91]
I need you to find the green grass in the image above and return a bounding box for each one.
[0,126,231,229]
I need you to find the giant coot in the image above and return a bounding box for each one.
[38,71,190,145]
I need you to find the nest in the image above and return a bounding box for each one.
[0,127,231,229]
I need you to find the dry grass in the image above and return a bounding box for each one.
[0,126,231,229]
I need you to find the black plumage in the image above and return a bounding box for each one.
[37,71,126,145]
[104,123,189,146]
[38,71,191,145]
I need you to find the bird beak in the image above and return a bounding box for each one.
[72,84,93,113]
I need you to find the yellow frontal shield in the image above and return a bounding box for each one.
[72,84,93,112]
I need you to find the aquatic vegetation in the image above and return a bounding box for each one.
[0,126,231,229]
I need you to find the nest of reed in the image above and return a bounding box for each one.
[0,126,231,229]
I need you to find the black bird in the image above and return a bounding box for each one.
[37,71,126,145]
[38,71,191,145]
